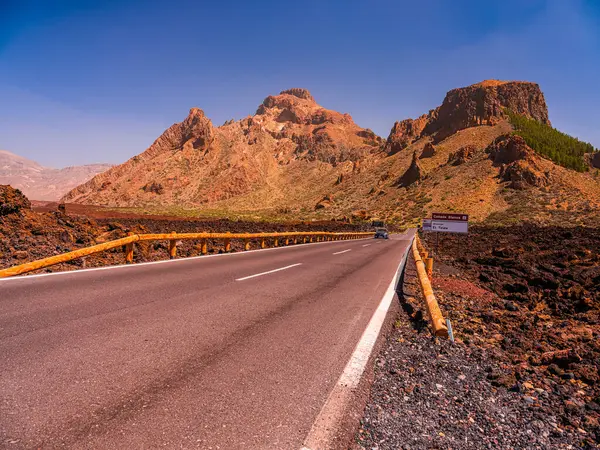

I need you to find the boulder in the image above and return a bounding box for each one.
[315,194,334,210]
[499,160,549,190]
[448,145,479,165]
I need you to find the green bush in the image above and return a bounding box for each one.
[506,110,596,172]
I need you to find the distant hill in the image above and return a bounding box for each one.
[0,150,112,201]
[62,81,600,226]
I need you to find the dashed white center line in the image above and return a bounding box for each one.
[235,263,302,281]
[332,249,352,255]
[362,244,371,247]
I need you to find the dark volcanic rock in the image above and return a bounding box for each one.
[420,224,600,447]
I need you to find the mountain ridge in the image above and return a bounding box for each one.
[0,150,112,201]
[62,80,600,226]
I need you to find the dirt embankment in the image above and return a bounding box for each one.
[422,225,600,445]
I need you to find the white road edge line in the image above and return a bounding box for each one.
[235,263,302,281]
[0,238,372,283]
[332,249,351,255]
[301,237,413,450]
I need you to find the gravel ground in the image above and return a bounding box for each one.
[356,257,596,449]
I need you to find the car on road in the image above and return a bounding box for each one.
[374,228,389,239]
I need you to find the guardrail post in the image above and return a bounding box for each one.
[224,237,231,253]
[285,238,290,246]
[425,257,434,281]
[261,238,266,249]
[244,239,250,251]
[201,239,208,255]
[294,237,298,244]
[169,231,177,259]
[125,232,134,264]
[274,238,279,247]
[303,236,307,244]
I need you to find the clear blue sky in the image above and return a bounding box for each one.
[1,0,599,167]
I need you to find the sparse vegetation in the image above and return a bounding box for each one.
[506,109,596,172]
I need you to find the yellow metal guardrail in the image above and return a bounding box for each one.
[412,236,448,337]
[0,231,372,278]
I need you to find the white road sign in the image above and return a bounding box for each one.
[430,220,468,233]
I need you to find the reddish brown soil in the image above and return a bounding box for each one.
[422,225,600,445]
[1,204,372,275]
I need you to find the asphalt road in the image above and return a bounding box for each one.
[0,232,413,449]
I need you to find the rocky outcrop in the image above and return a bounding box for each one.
[279,88,314,101]
[315,194,334,210]
[487,135,549,189]
[396,152,422,187]
[499,160,549,190]
[384,115,428,155]
[384,80,551,149]
[487,135,531,165]
[424,80,550,142]
[0,185,31,215]
[420,142,436,158]
[588,152,600,169]
[448,145,479,165]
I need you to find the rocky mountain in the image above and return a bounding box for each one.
[63,81,600,226]
[0,150,112,201]
[385,80,550,154]
[63,88,382,208]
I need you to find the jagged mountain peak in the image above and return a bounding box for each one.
[279,88,314,101]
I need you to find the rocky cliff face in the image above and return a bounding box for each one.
[385,80,551,148]
[0,150,112,201]
[63,89,383,207]
[384,115,428,155]
[424,80,550,142]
